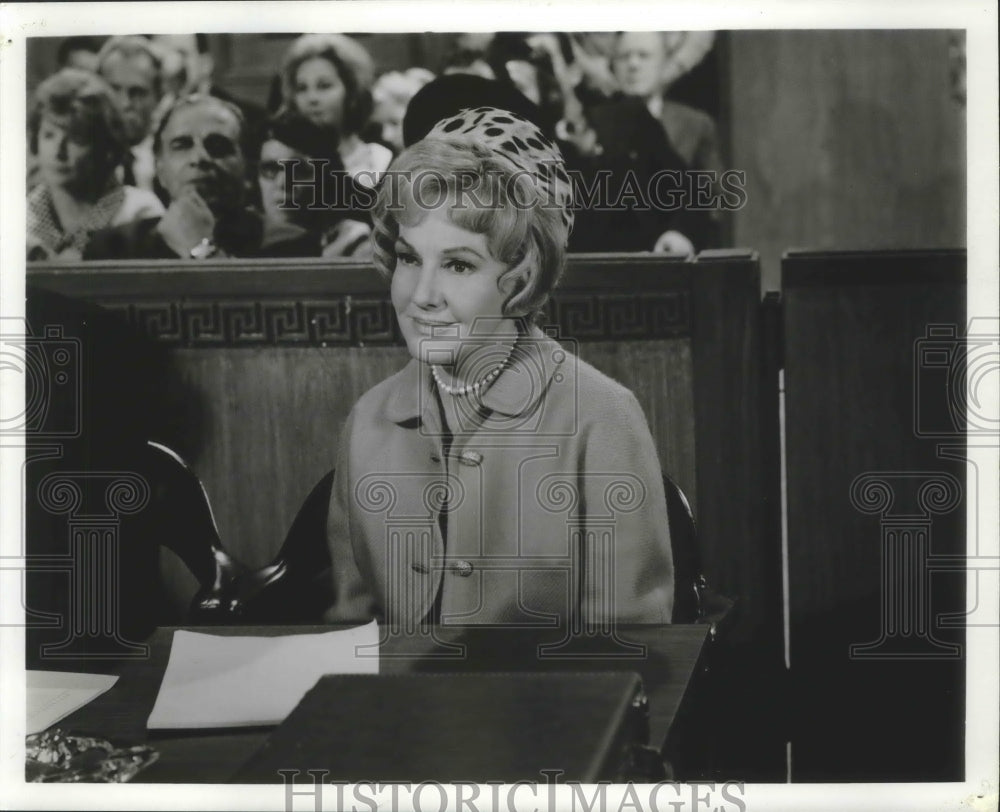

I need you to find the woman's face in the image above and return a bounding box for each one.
[35,116,95,193]
[258,138,311,221]
[293,57,347,130]
[391,206,517,369]
[372,97,407,154]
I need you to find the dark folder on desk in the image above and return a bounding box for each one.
[231,672,647,783]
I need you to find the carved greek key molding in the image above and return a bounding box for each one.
[89,292,690,347]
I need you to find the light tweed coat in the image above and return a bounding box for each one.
[324,327,674,628]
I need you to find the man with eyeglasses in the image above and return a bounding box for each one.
[85,95,318,259]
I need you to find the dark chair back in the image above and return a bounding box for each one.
[664,475,701,623]
[222,469,730,627]
[142,441,249,620]
[664,474,736,631]
[231,470,335,622]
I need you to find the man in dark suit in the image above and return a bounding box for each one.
[85,94,316,259]
[612,31,724,250]
[96,36,165,191]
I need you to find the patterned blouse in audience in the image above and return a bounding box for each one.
[27,69,163,261]
[277,34,392,185]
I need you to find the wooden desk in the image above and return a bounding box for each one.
[51,624,709,783]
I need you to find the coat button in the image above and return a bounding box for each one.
[458,450,483,467]
[450,560,474,577]
[411,562,429,574]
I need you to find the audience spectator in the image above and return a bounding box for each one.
[84,94,317,259]
[150,34,268,172]
[31,32,725,260]
[258,111,372,258]
[95,36,165,191]
[369,68,435,154]
[27,69,164,261]
[486,32,708,254]
[441,34,497,80]
[28,36,107,192]
[612,31,723,248]
[563,33,620,99]
[56,36,104,72]
[613,31,720,168]
[557,32,718,110]
[486,33,567,132]
[277,34,391,183]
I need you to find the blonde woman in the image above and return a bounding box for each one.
[324,108,674,628]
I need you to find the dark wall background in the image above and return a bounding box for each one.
[728,30,965,289]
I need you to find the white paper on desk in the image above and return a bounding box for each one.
[146,621,379,730]
[27,671,119,735]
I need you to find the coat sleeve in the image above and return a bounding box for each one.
[323,409,379,624]
[579,388,674,624]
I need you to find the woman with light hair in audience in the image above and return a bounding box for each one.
[370,67,435,155]
[278,33,391,184]
[27,68,164,261]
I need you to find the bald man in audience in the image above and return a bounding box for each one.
[151,34,267,171]
[85,95,316,259]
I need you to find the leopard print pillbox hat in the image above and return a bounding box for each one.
[425,106,575,240]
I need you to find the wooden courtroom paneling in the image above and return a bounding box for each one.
[728,31,965,290]
[782,249,966,781]
[156,339,699,572]
[28,250,782,776]
[26,253,775,639]
[26,256,698,564]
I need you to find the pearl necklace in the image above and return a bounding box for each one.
[431,343,515,397]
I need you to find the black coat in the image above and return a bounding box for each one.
[564,95,715,253]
